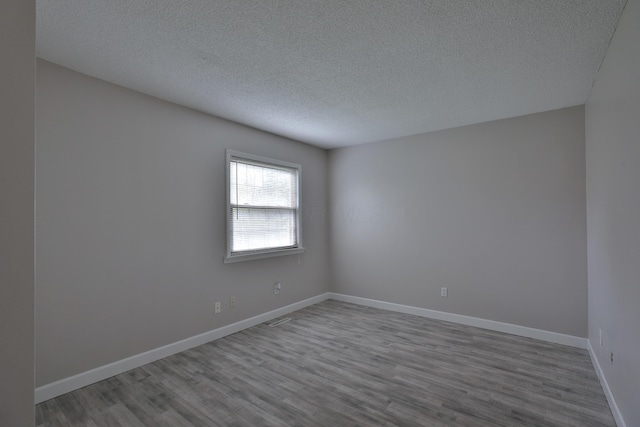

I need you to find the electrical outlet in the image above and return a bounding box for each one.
[610,352,614,365]
[599,328,603,346]
[229,296,236,308]
[441,287,448,297]
[214,301,221,314]
[274,282,281,295]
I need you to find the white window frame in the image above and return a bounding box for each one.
[225,150,304,263]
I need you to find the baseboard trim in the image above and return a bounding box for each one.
[36,291,589,404]
[588,341,626,427]
[328,293,587,349]
[35,292,330,404]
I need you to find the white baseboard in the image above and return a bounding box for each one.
[588,341,626,427]
[36,291,590,404]
[328,293,588,349]
[35,292,330,404]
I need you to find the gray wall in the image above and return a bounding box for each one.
[0,0,35,425]
[35,60,329,386]
[586,0,640,424]
[329,106,587,337]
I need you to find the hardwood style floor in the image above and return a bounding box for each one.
[36,300,615,426]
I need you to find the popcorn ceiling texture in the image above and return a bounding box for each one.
[36,1,626,149]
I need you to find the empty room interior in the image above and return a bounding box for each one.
[1,0,639,426]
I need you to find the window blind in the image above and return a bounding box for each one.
[229,159,299,254]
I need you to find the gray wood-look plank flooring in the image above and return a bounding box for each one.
[36,300,615,426]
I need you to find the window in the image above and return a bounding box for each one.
[225,150,303,263]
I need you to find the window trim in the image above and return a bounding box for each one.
[224,150,304,264]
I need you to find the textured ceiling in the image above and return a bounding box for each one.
[36,1,626,149]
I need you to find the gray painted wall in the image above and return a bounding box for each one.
[586,0,640,424]
[35,60,329,386]
[0,1,35,425]
[329,106,587,337]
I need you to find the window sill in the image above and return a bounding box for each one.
[224,247,305,264]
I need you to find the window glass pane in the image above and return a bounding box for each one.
[231,207,296,252]
[230,160,297,208]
